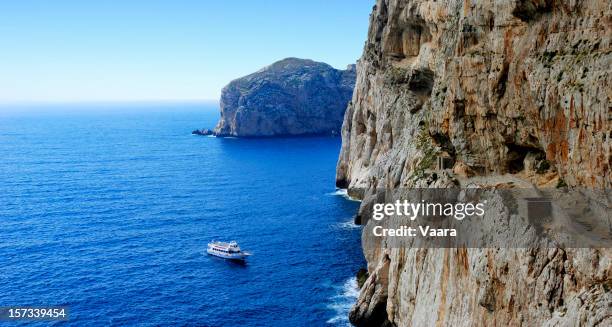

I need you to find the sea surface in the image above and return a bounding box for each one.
[0,102,364,326]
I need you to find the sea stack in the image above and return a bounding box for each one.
[212,58,356,137]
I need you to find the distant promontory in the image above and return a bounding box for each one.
[193,58,356,137]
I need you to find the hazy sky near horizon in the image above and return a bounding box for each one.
[0,0,372,103]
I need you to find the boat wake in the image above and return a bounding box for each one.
[326,277,360,326]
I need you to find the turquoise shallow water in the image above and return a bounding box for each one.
[0,103,364,326]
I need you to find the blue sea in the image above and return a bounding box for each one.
[0,102,364,326]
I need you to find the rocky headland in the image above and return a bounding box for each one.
[337,0,611,326]
[195,58,356,137]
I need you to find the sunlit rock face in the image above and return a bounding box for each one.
[213,58,356,137]
[337,0,611,326]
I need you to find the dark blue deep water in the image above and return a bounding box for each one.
[0,103,364,326]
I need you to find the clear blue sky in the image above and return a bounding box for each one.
[0,0,373,103]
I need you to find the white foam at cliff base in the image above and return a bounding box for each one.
[326,189,361,202]
[336,219,360,230]
[326,277,360,326]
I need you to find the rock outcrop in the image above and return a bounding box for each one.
[337,0,611,326]
[191,128,214,136]
[211,58,356,137]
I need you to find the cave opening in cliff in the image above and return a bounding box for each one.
[430,132,456,170]
[505,143,546,174]
[408,68,435,96]
[431,132,456,157]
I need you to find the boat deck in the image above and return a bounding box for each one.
[209,242,232,247]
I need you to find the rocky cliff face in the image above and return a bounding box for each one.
[212,58,356,137]
[337,1,611,326]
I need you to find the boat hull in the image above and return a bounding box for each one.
[206,248,248,261]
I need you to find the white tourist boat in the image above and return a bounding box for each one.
[207,241,251,261]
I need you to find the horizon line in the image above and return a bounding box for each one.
[0,98,220,106]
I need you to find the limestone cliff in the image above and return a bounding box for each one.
[212,58,356,137]
[336,1,611,326]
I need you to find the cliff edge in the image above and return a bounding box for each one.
[211,58,356,137]
[337,0,611,326]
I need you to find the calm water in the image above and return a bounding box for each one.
[0,103,364,326]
